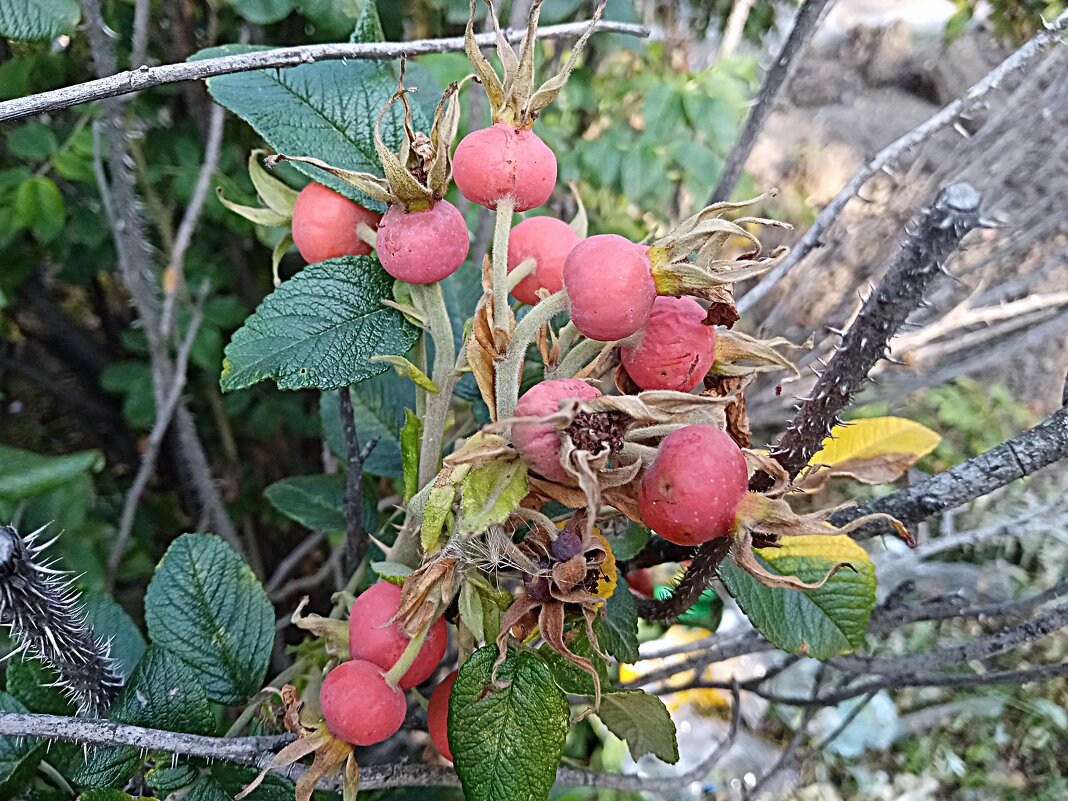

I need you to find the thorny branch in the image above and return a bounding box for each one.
[737,7,1068,315]
[0,20,650,124]
[81,0,240,551]
[337,387,376,576]
[758,182,985,485]
[710,0,833,203]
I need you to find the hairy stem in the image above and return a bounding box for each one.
[495,290,570,419]
[549,336,612,380]
[383,625,429,687]
[491,196,516,337]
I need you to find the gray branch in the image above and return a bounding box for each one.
[737,7,1068,314]
[709,0,833,203]
[0,20,650,124]
[760,183,984,483]
[832,403,1068,534]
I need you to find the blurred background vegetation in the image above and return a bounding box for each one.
[1,1,1064,799]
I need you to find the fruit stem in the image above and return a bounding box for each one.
[494,289,570,419]
[391,281,457,567]
[384,623,430,688]
[547,336,614,380]
[491,196,516,336]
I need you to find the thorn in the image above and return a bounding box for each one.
[826,326,847,337]
[953,122,971,139]
[884,353,906,365]
[917,298,935,310]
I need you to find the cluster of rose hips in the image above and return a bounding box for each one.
[320,580,456,758]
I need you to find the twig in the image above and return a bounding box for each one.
[737,7,1068,314]
[338,387,371,576]
[108,283,210,589]
[0,20,650,124]
[710,0,832,203]
[265,531,326,594]
[716,0,757,61]
[82,0,241,551]
[160,103,226,341]
[130,0,151,69]
[756,183,984,485]
[634,538,730,622]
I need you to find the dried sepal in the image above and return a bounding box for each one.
[217,150,299,227]
[648,191,793,304]
[465,0,604,128]
[711,329,810,378]
[704,374,752,448]
[290,597,349,657]
[397,550,462,637]
[264,154,395,206]
[237,684,351,801]
[729,528,856,591]
[736,492,912,545]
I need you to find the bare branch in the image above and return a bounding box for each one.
[108,283,209,589]
[738,7,1068,314]
[834,403,1068,535]
[756,183,984,485]
[0,20,650,124]
[337,387,370,575]
[710,0,833,203]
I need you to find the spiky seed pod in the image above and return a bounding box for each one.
[0,524,123,716]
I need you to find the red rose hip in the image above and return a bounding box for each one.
[507,216,581,305]
[376,200,470,284]
[639,425,748,546]
[427,669,458,761]
[621,296,717,391]
[291,182,382,264]
[320,659,406,746]
[512,379,602,483]
[453,124,557,212]
[349,581,447,689]
[563,235,656,342]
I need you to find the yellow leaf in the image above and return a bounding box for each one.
[755,532,872,568]
[810,416,940,467]
[594,530,617,600]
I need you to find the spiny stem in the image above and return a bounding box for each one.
[495,290,570,419]
[492,196,516,337]
[384,625,430,687]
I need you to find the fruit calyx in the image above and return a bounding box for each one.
[266,62,471,213]
[465,0,605,130]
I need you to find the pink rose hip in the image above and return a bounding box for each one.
[639,425,748,546]
[563,235,656,342]
[507,216,581,305]
[291,182,382,263]
[349,581,447,689]
[621,296,717,391]
[512,379,602,483]
[453,123,557,212]
[320,659,406,746]
[376,200,470,284]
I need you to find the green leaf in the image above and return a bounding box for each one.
[0,444,101,499]
[72,647,215,788]
[230,0,294,25]
[421,484,456,552]
[75,791,135,801]
[81,593,146,681]
[593,575,639,664]
[146,764,199,795]
[12,175,64,243]
[321,369,414,478]
[6,657,74,716]
[198,44,418,211]
[264,473,375,533]
[349,0,383,43]
[597,690,679,764]
[400,408,422,502]
[605,524,650,561]
[185,776,233,801]
[717,535,877,660]
[0,692,44,795]
[221,257,418,392]
[371,354,439,393]
[460,459,528,533]
[0,0,79,41]
[370,560,411,585]
[145,534,274,704]
[538,627,609,697]
[5,122,58,160]
[450,647,569,801]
